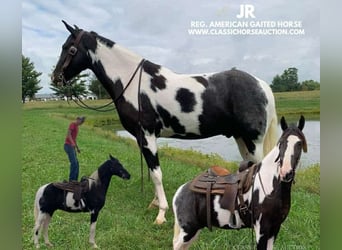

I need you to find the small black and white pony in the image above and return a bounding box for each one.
[52,21,278,224]
[172,116,307,250]
[33,155,130,249]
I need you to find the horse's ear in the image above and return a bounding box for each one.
[109,154,115,161]
[62,20,77,36]
[280,116,288,131]
[298,115,305,131]
[74,25,80,30]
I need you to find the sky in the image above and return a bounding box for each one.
[22,0,320,94]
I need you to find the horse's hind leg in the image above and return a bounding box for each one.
[42,213,53,247]
[235,137,264,163]
[89,211,99,248]
[33,212,46,248]
[173,222,200,250]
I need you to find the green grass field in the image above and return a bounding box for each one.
[22,91,320,249]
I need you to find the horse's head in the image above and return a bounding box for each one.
[52,20,95,86]
[277,115,307,182]
[108,154,131,180]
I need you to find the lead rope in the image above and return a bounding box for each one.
[250,176,255,250]
[70,59,146,112]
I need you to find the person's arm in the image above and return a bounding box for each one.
[67,129,81,153]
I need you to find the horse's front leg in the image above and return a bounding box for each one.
[138,133,168,224]
[89,210,99,248]
[254,219,279,250]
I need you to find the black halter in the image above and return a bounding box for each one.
[59,29,146,112]
[59,30,85,84]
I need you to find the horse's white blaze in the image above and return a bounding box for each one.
[280,135,300,179]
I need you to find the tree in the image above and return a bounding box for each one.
[88,75,110,99]
[22,55,42,103]
[270,67,300,92]
[50,73,89,99]
[301,80,320,91]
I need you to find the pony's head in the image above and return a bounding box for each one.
[107,154,131,180]
[52,21,95,86]
[276,115,307,182]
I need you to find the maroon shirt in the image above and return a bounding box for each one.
[65,122,78,146]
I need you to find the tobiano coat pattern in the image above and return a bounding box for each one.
[172,116,307,250]
[33,155,130,248]
[52,21,278,224]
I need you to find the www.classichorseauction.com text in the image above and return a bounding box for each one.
[188,20,305,36]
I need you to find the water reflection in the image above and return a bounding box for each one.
[116,121,320,167]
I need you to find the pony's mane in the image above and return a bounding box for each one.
[88,159,111,184]
[90,31,115,48]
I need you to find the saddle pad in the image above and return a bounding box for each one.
[53,179,89,201]
[189,172,240,194]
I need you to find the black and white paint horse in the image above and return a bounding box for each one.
[172,116,307,250]
[33,155,130,248]
[52,21,278,224]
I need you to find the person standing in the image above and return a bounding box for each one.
[64,116,85,181]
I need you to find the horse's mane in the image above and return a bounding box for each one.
[90,31,115,48]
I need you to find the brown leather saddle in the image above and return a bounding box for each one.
[53,177,90,206]
[189,161,257,230]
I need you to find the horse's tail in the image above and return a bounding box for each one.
[263,108,278,156]
[34,191,39,221]
[34,185,44,221]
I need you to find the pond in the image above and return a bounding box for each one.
[116,121,320,168]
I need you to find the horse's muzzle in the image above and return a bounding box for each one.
[51,73,66,86]
[122,173,131,180]
[282,170,295,183]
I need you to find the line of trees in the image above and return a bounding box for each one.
[22,54,320,101]
[270,67,320,92]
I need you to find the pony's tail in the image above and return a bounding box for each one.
[33,188,40,222]
[263,111,278,156]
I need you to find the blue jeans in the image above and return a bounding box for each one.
[64,143,79,181]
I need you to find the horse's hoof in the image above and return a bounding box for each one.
[35,244,40,249]
[154,217,166,225]
[92,243,98,248]
[46,242,53,248]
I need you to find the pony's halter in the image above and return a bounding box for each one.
[59,30,85,84]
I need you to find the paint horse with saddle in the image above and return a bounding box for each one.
[33,155,130,248]
[173,116,307,250]
[52,21,278,224]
